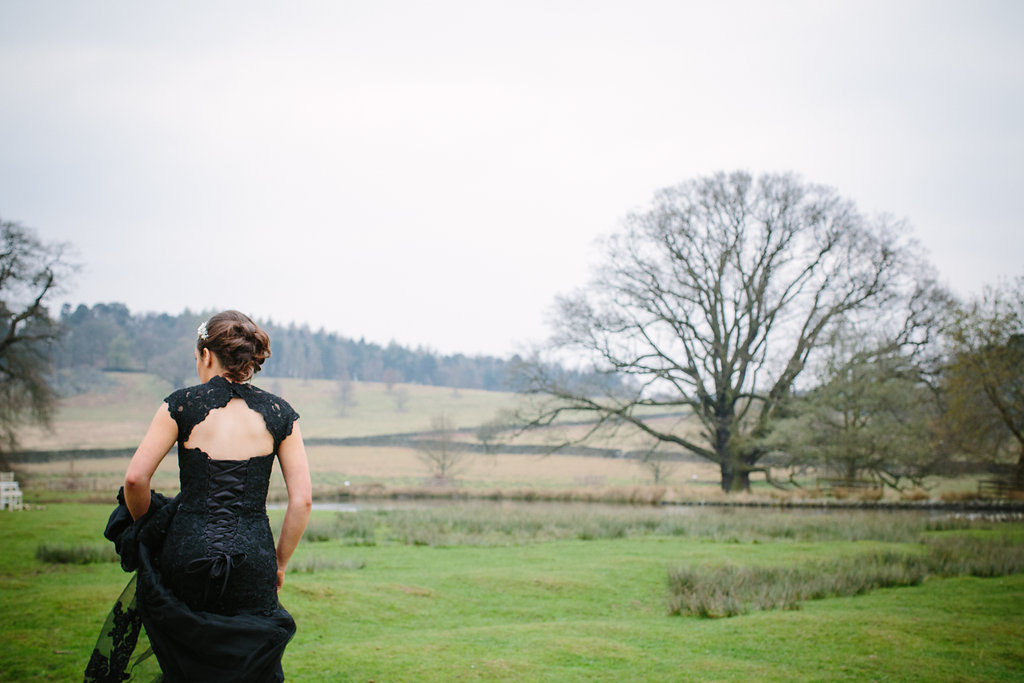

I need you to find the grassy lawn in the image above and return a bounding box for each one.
[3,373,1019,680]
[2,504,1022,681]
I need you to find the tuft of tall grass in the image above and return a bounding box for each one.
[35,543,117,565]
[668,554,931,618]
[380,504,661,546]
[653,509,945,543]
[288,554,366,573]
[667,535,1024,618]
[575,516,629,541]
[297,504,996,548]
[923,534,1024,577]
[303,512,377,545]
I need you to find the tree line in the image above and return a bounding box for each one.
[52,302,529,393]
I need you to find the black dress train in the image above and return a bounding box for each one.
[86,376,300,683]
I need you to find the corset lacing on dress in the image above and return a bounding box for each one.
[185,457,250,603]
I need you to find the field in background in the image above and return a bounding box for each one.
[10,372,988,502]
[18,372,695,450]
[15,373,171,450]
[16,446,729,505]
[14,372,726,497]
[15,373,524,449]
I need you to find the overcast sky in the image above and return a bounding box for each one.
[1,1,1021,357]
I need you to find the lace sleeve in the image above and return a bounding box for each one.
[163,384,215,443]
[249,387,300,446]
[273,396,300,444]
[164,387,190,434]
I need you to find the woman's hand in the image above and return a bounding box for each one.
[276,567,286,592]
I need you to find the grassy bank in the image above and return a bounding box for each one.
[2,503,1023,681]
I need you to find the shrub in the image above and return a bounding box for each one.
[938,490,978,503]
[899,488,931,502]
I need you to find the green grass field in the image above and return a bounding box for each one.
[2,503,1022,681]
[4,372,1021,680]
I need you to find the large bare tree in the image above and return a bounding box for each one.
[518,171,932,492]
[0,219,75,467]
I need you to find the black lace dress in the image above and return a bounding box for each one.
[86,376,301,683]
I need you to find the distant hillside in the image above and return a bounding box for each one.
[17,371,522,452]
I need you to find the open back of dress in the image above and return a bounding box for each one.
[185,398,275,461]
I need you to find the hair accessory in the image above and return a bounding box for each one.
[197,321,209,341]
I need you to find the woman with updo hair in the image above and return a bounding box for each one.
[196,310,272,382]
[86,310,311,683]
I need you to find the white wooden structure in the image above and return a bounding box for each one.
[0,472,23,510]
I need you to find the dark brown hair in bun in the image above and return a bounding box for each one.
[197,310,271,382]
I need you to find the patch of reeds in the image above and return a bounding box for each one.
[383,506,554,546]
[295,504,994,547]
[652,509,951,544]
[667,553,928,618]
[35,543,117,565]
[288,554,366,573]
[923,534,1024,577]
[303,513,377,545]
[316,484,673,506]
[667,534,1024,618]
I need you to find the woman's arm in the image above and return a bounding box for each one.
[124,404,178,520]
[275,421,312,591]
